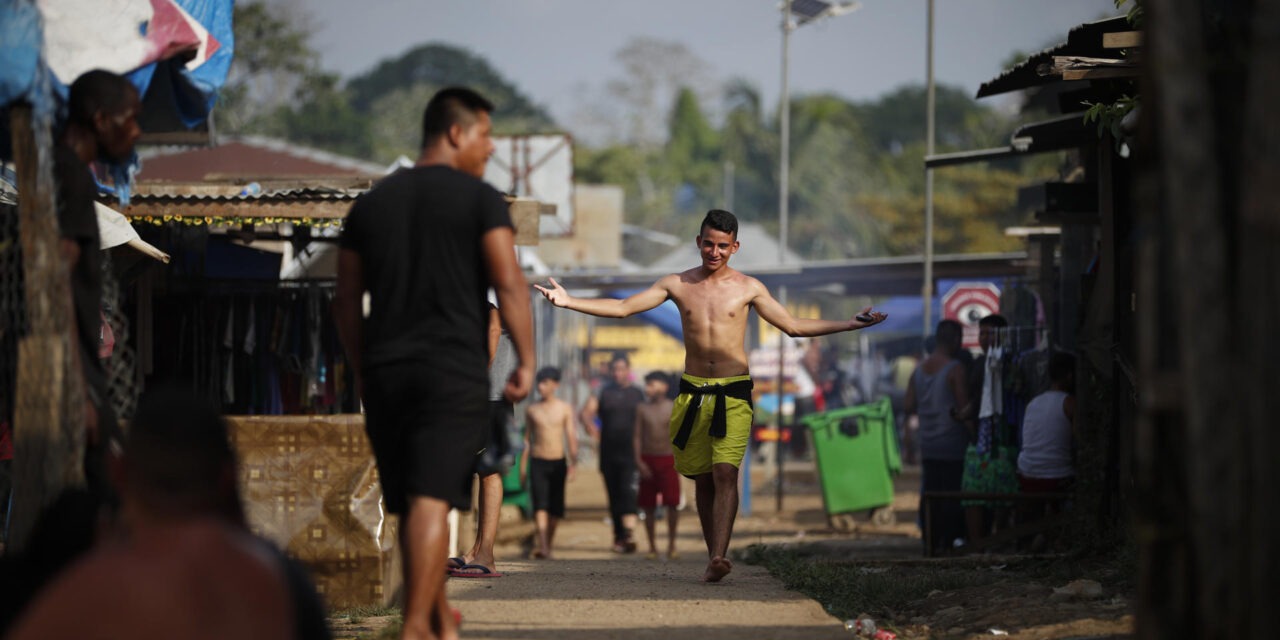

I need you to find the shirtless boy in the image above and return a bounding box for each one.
[536,209,886,582]
[520,367,579,559]
[634,371,680,560]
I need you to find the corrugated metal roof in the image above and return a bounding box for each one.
[126,187,364,203]
[976,16,1130,99]
[136,136,387,182]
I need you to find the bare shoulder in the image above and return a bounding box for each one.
[550,397,575,417]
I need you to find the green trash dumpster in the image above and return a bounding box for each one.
[801,397,902,525]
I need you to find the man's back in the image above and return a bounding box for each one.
[339,165,511,376]
[8,519,293,640]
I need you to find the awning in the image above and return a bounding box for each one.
[1,0,233,152]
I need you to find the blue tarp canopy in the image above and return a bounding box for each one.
[860,278,1003,335]
[1,0,233,140]
[605,278,1001,341]
[604,289,684,341]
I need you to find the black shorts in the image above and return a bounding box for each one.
[363,362,488,513]
[528,457,567,518]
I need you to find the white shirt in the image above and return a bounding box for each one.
[1017,390,1073,479]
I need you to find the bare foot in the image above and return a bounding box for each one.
[703,556,732,582]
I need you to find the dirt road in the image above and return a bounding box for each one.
[441,463,861,639]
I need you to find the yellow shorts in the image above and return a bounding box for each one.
[669,373,754,477]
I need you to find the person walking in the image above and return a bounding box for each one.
[536,209,885,582]
[334,87,534,640]
[579,353,644,553]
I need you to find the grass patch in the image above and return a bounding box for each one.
[739,544,1004,620]
[331,604,400,622]
[739,542,1136,624]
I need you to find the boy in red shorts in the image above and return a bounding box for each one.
[633,371,680,560]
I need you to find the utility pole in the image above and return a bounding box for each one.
[922,0,936,338]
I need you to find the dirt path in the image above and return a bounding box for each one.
[441,465,853,639]
[330,460,1135,639]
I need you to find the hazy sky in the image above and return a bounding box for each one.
[268,0,1117,126]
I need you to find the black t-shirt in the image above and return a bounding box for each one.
[597,383,645,458]
[53,145,106,401]
[339,165,512,382]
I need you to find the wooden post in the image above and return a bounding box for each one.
[1137,0,1280,637]
[8,105,86,552]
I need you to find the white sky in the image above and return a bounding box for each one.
[266,0,1118,125]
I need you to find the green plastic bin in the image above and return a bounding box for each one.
[801,397,902,523]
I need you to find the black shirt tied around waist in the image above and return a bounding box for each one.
[671,378,754,450]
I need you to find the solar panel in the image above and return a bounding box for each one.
[790,0,833,22]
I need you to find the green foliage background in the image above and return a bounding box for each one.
[218,2,1067,262]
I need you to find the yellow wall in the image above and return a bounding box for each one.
[757,302,821,343]
[573,323,686,373]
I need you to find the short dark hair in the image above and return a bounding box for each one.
[536,366,561,383]
[700,209,738,238]
[935,319,963,351]
[67,69,137,128]
[610,352,630,367]
[125,385,236,515]
[643,371,669,385]
[1048,352,1076,384]
[421,87,494,149]
[978,314,1008,328]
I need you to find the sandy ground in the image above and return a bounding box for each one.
[331,454,1134,639]
[441,461,853,640]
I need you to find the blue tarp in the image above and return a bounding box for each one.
[1,0,233,148]
[860,278,1003,335]
[604,289,684,341]
[604,278,1002,340]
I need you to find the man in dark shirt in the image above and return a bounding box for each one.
[580,353,645,552]
[334,87,533,640]
[55,70,142,502]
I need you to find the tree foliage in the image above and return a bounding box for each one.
[220,4,1062,261]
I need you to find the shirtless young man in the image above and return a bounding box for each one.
[520,367,579,559]
[634,371,680,560]
[535,209,887,582]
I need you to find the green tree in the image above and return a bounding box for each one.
[345,43,556,137]
[216,1,317,134]
[666,88,721,218]
[271,73,372,159]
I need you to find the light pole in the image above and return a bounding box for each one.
[773,0,860,513]
[778,0,861,266]
[921,0,936,339]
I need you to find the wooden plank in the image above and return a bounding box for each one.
[1063,67,1141,81]
[1103,31,1143,49]
[122,198,353,220]
[509,198,541,246]
[9,106,86,552]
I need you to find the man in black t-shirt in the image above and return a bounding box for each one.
[334,87,534,640]
[580,353,645,552]
[55,70,142,504]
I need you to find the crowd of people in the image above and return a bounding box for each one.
[3,72,1078,640]
[903,317,1078,555]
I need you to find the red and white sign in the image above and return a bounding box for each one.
[941,282,1001,349]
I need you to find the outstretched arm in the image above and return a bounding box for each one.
[751,279,887,337]
[534,276,671,319]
